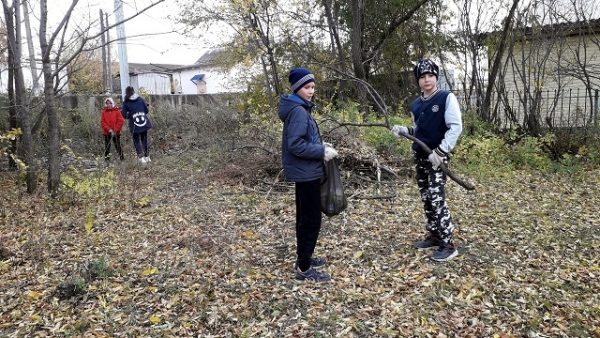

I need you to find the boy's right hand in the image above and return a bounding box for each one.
[392,125,408,138]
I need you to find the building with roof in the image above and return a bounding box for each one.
[116,49,252,95]
[480,18,600,129]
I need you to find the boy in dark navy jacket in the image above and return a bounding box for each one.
[392,59,463,261]
[278,67,338,282]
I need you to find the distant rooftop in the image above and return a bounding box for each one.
[128,63,187,74]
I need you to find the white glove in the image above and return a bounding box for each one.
[428,151,445,170]
[323,142,333,148]
[392,125,409,138]
[324,147,338,162]
[109,129,115,136]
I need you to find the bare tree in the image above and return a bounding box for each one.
[452,0,506,116]
[321,0,348,100]
[1,0,37,193]
[21,0,40,94]
[1,0,167,195]
[489,0,600,134]
[177,0,283,111]
[482,0,521,123]
[36,0,165,196]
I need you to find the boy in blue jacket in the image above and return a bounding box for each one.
[122,86,153,164]
[278,68,338,282]
[392,59,463,262]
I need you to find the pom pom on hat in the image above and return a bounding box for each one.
[413,59,439,82]
[289,68,315,93]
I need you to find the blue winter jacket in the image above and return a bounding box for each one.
[278,94,325,182]
[122,94,152,133]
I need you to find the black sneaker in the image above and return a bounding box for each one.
[432,242,458,261]
[293,257,326,271]
[415,235,441,250]
[294,267,331,283]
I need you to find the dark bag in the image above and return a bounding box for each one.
[320,159,347,216]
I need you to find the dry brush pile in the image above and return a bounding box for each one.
[1,107,600,337]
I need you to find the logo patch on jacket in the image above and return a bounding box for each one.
[133,112,148,127]
[432,105,440,113]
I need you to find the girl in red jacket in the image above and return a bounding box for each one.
[100,97,125,164]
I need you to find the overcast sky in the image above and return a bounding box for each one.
[115,1,204,65]
[52,1,211,66]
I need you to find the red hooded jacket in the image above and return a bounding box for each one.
[100,97,124,136]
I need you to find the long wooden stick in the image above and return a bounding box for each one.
[321,66,474,191]
[397,130,475,191]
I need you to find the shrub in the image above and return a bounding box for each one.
[452,132,513,174]
[507,133,553,170]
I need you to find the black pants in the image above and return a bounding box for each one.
[104,134,124,161]
[132,131,149,157]
[295,179,322,271]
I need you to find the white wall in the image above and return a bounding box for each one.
[172,64,254,95]
[174,69,199,94]
[132,73,172,95]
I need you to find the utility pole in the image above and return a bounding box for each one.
[114,0,129,98]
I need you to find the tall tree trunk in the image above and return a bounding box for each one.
[483,0,520,121]
[39,0,62,197]
[321,0,347,100]
[267,48,281,96]
[22,0,40,94]
[349,0,369,116]
[350,0,365,82]
[7,39,17,169]
[100,9,108,92]
[2,0,37,193]
[260,54,274,111]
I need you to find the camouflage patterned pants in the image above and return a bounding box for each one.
[415,157,455,244]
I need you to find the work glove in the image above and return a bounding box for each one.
[391,125,409,138]
[109,129,115,136]
[324,146,338,162]
[428,148,446,170]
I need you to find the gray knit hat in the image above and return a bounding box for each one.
[289,68,315,93]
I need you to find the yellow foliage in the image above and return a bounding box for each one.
[85,210,94,234]
[0,128,27,171]
[61,170,115,200]
[141,267,158,276]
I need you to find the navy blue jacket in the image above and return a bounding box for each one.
[278,94,325,182]
[411,91,449,158]
[122,94,152,133]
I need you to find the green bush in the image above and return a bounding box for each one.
[453,132,512,173]
[507,133,553,170]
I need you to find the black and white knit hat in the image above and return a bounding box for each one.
[289,68,315,93]
[413,59,439,81]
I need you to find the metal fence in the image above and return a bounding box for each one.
[457,88,600,130]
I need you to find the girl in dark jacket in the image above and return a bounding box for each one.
[122,86,153,164]
[278,67,339,283]
[100,97,125,163]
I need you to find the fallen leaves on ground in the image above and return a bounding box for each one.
[1,157,599,337]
